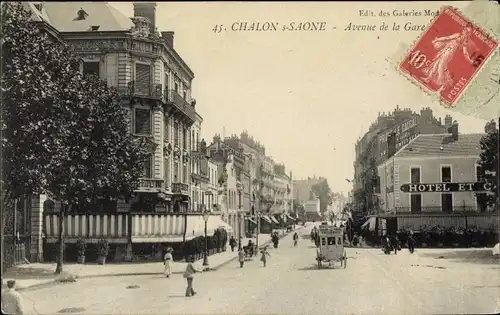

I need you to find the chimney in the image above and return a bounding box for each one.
[133,2,157,34]
[444,114,453,128]
[447,121,459,141]
[161,31,174,48]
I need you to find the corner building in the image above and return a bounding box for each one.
[24,2,229,262]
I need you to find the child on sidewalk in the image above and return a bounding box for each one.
[238,248,245,268]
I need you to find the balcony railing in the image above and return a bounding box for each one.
[165,89,197,123]
[172,182,189,195]
[136,178,165,191]
[127,81,163,100]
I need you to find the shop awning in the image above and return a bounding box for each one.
[261,215,271,223]
[361,216,377,231]
[185,215,233,240]
[270,216,279,224]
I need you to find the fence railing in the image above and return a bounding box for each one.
[127,81,163,100]
[165,89,197,122]
[385,206,495,215]
[172,182,189,194]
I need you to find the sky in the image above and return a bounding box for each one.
[111,1,497,195]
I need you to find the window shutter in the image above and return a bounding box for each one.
[134,108,151,135]
[135,64,151,94]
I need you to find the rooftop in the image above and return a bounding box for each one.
[394,133,485,158]
[42,2,134,32]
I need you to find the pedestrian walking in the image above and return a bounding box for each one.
[260,246,271,267]
[229,236,237,252]
[1,280,25,315]
[293,232,299,247]
[238,248,245,268]
[163,247,174,278]
[393,234,401,255]
[408,232,415,254]
[183,256,201,297]
[238,236,243,251]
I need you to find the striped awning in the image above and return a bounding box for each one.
[185,215,233,240]
[261,215,271,223]
[247,217,256,224]
[270,216,279,224]
[361,216,377,231]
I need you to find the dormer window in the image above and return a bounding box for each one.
[76,8,88,21]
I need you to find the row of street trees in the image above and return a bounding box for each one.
[1,3,149,273]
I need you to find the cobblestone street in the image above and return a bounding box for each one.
[19,226,500,315]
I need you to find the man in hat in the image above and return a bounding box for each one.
[1,280,25,314]
[163,247,174,278]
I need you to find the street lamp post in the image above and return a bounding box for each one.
[202,210,210,266]
[237,182,243,250]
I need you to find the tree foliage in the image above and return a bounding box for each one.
[2,3,149,272]
[476,121,498,208]
[311,178,333,214]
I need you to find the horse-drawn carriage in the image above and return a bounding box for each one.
[315,224,347,269]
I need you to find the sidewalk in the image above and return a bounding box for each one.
[2,231,292,291]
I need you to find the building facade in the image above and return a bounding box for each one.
[23,1,231,262]
[377,129,497,232]
[206,157,219,212]
[353,106,450,217]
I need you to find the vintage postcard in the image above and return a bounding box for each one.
[1,1,499,315]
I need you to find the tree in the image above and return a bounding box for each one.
[2,3,149,274]
[311,178,333,214]
[476,120,498,209]
[1,2,62,272]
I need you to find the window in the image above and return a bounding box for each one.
[174,82,179,93]
[173,122,179,146]
[327,237,335,245]
[144,154,153,178]
[174,161,179,182]
[441,194,453,213]
[410,194,422,213]
[83,61,100,77]
[441,166,451,183]
[183,128,188,150]
[164,117,169,141]
[134,108,152,135]
[135,63,151,95]
[192,131,195,151]
[164,158,170,187]
[183,90,187,100]
[476,165,485,182]
[410,167,420,184]
[165,73,170,91]
[183,164,187,183]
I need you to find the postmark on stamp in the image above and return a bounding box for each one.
[398,6,499,107]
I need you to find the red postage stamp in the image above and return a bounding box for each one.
[399,6,498,106]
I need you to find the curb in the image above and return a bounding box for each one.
[16,229,301,292]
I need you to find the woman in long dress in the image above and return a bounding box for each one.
[163,247,174,278]
[260,246,271,267]
[421,25,476,93]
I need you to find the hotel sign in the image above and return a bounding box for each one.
[400,182,494,193]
